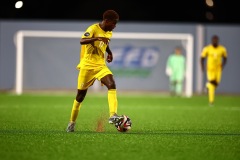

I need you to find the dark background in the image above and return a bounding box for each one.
[0,0,240,24]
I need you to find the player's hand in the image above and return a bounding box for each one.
[107,54,113,63]
[98,37,110,44]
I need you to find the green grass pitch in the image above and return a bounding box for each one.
[0,92,240,160]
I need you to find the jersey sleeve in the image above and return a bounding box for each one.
[222,46,228,58]
[82,25,96,38]
[80,45,85,59]
[201,46,208,58]
[166,55,172,68]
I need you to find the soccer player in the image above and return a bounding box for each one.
[66,10,123,132]
[200,35,228,106]
[165,46,186,96]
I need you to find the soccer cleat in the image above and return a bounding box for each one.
[66,122,76,132]
[108,114,124,124]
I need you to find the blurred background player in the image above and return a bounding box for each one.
[165,46,186,96]
[200,35,228,106]
[66,10,123,132]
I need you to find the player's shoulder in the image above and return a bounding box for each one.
[168,54,174,58]
[201,45,210,53]
[88,23,99,29]
[205,44,213,49]
[218,45,227,50]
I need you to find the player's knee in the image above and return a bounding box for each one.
[76,91,87,102]
[210,80,218,87]
[106,81,116,89]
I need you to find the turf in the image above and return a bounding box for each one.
[0,93,239,160]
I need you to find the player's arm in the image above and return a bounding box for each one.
[200,47,208,72]
[222,47,228,70]
[80,37,110,45]
[222,57,227,70]
[165,56,172,76]
[106,45,113,63]
[200,57,206,72]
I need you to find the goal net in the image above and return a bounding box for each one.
[14,30,193,97]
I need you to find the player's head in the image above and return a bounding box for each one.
[103,10,119,21]
[174,46,182,54]
[211,35,219,47]
[102,10,119,31]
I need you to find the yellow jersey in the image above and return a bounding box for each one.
[77,23,112,70]
[201,44,227,70]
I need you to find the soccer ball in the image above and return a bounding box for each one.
[115,115,132,132]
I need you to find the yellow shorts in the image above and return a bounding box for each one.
[207,67,222,83]
[77,66,113,90]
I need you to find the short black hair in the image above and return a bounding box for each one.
[103,10,119,20]
[212,35,219,39]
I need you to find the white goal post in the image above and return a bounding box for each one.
[14,30,193,97]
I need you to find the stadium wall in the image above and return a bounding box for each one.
[0,20,240,94]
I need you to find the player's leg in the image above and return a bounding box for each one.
[175,80,183,96]
[175,73,184,96]
[209,68,222,105]
[208,80,217,106]
[95,67,116,116]
[69,89,87,123]
[101,74,118,116]
[206,69,218,106]
[66,69,95,132]
[66,89,88,132]
[96,67,123,124]
[66,96,82,132]
[101,74,123,124]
